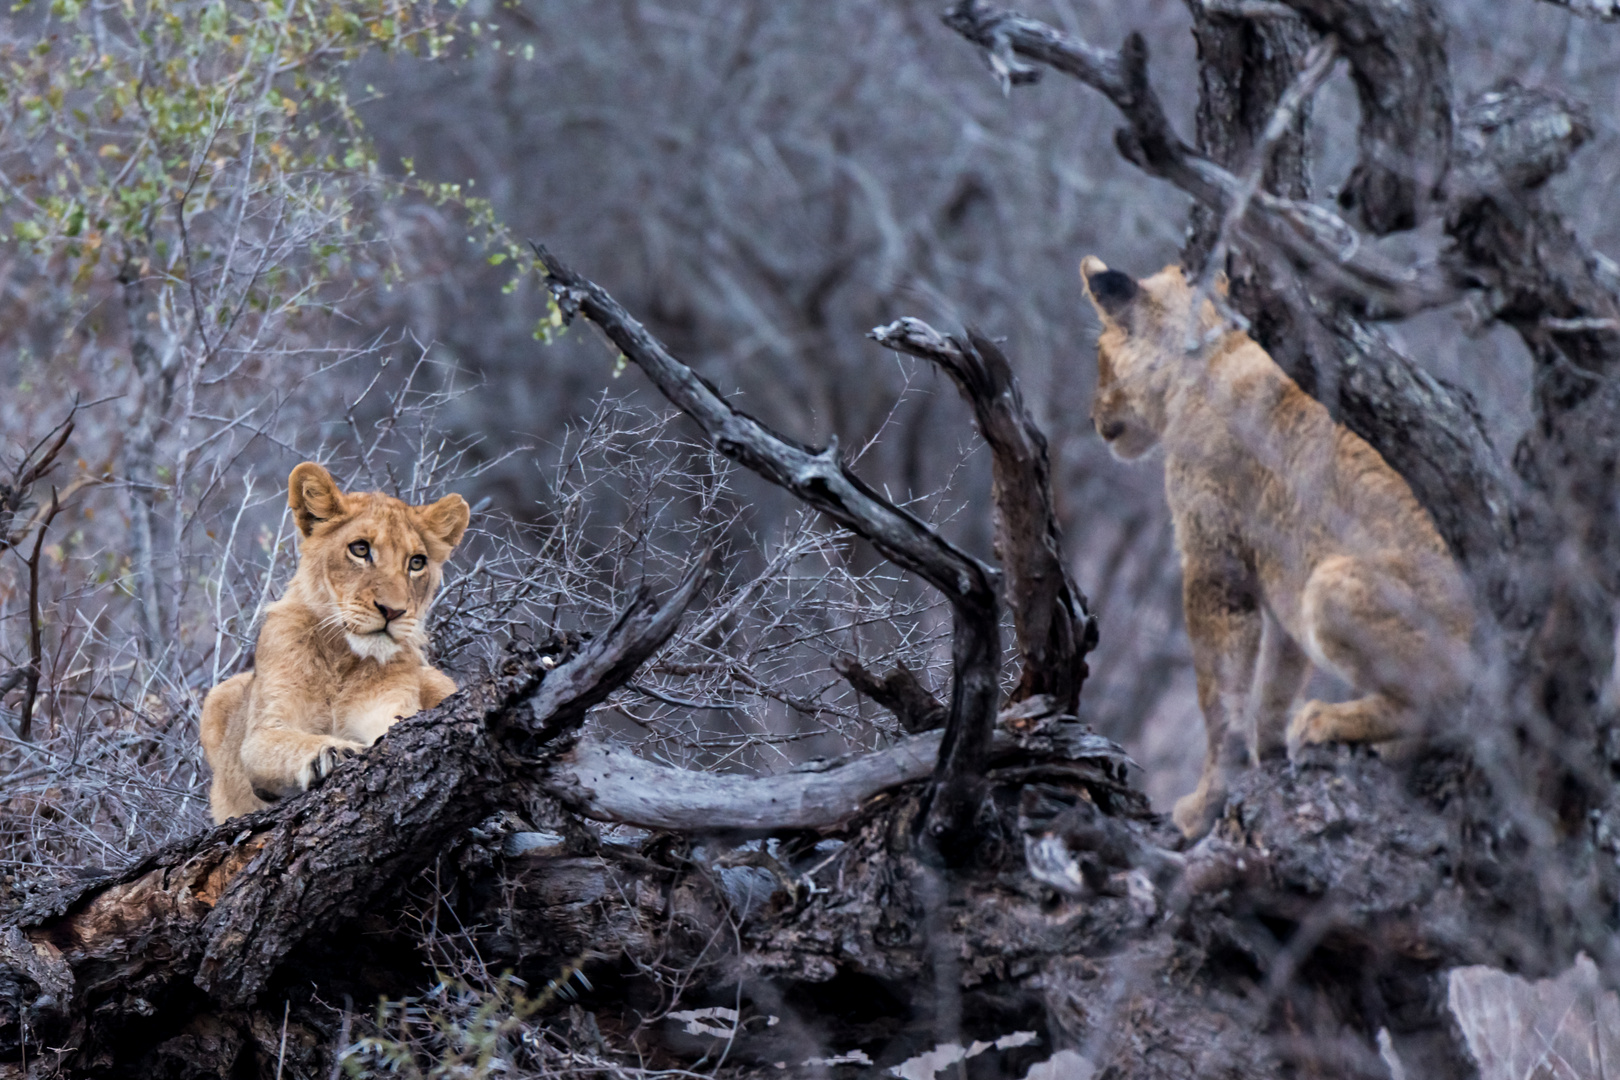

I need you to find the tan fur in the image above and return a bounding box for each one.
[199,463,469,823]
[1081,258,1474,840]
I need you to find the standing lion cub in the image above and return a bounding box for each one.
[200,463,470,823]
[1081,258,1473,840]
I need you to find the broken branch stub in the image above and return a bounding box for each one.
[869,318,1098,714]
[535,243,1001,861]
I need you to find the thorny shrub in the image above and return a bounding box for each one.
[0,363,959,889]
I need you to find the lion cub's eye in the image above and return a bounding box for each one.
[409,554,427,572]
[348,540,371,560]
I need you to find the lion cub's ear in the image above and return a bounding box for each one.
[1080,256,1139,321]
[415,493,470,557]
[288,462,348,537]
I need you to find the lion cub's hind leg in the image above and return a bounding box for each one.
[1287,555,1464,755]
[1252,609,1311,762]
[201,672,261,824]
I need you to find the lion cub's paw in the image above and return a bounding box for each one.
[1285,699,1335,759]
[1172,773,1228,841]
[296,738,368,791]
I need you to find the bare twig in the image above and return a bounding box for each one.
[18,487,62,741]
[1190,34,1341,340]
[1,411,75,554]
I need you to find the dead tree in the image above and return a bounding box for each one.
[4,0,1620,1076]
[945,0,1619,946]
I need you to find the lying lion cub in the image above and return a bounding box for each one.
[1081,258,1474,840]
[200,463,470,822]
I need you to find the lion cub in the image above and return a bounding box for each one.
[200,463,470,823]
[1081,258,1473,840]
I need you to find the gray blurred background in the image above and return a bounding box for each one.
[347,0,1616,804]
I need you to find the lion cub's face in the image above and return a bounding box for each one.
[287,462,470,663]
[1081,257,1225,460]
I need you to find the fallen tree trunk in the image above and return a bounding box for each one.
[0,572,703,1075]
[547,719,1134,833]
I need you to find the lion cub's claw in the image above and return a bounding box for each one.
[297,739,367,791]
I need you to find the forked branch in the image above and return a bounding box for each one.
[942,0,1457,318]
[535,243,1001,860]
[870,319,1097,715]
[0,412,75,554]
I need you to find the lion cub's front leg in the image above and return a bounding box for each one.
[420,667,458,710]
[1175,549,1264,840]
[334,668,458,746]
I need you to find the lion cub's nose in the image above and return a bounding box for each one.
[375,601,406,624]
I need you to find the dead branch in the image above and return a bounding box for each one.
[868,319,1097,713]
[535,243,1001,861]
[831,655,947,734]
[548,721,1134,833]
[17,487,61,741]
[0,415,74,555]
[941,0,1458,319]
